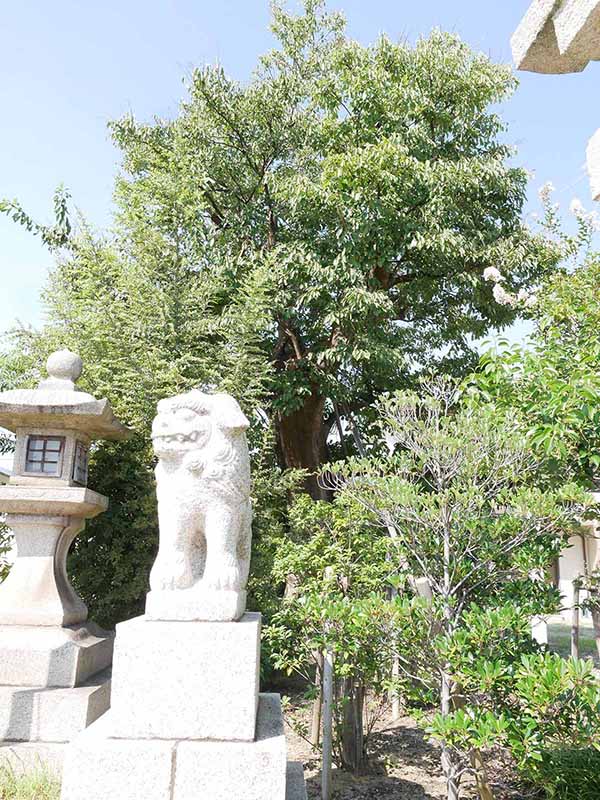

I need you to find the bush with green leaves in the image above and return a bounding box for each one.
[536,747,600,800]
[331,379,590,799]
[472,239,600,488]
[266,493,393,773]
[444,640,600,799]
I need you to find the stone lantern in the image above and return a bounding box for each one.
[0,349,130,771]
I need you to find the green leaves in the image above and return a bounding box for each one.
[429,707,509,751]
[0,185,71,250]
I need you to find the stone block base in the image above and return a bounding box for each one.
[0,623,114,688]
[0,669,111,742]
[146,587,246,621]
[286,763,308,800]
[61,694,305,800]
[110,613,260,741]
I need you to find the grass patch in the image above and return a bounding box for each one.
[0,766,60,800]
[548,623,598,662]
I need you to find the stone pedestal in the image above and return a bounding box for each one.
[146,586,247,622]
[61,613,306,800]
[110,613,260,740]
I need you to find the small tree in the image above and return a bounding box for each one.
[327,380,588,800]
[266,493,394,775]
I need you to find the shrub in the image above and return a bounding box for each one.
[505,653,600,795]
[536,747,600,800]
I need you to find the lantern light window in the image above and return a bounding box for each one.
[25,436,65,476]
[72,441,89,486]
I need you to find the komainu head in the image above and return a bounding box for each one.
[151,389,249,460]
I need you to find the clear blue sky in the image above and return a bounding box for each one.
[1,0,598,334]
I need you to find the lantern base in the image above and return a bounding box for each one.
[0,668,111,744]
[0,623,114,688]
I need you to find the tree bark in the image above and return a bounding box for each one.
[321,644,334,800]
[277,387,328,500]
[339,677,366,776]
[311,651,324,747]
[572,579,580,659]
[470,749,495,800]
[441,671,461,800]
[591,605,600,661]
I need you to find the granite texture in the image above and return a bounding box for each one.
[149,390,252,621]
[510,0,586,73]
[61,714,175,800]
[0,350,130,439]
[60,694,294,800]
[553,0,600,64]
[0,624,113,688]
[0,515,91,627]
[145,587,246,622]
[0,669,111,742]
[0,490,108,517]
[173,694,287,800]
[511,1,600,204]
[110,613,260,741]
[286,763,308,800]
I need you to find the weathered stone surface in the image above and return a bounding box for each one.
[511,0,588,73]
[61,695,289,800]
[0,624,113,688]
[146,586,246,622]
[0,669,111,742]
[0,350,128,633]
[0,515,91,627]
[588,128,600,201]
[511,0,600,73]
[61,714,175,800]
[149,390,252,621]
[174,694,287,800]
[286,763,308,800]
[553,0,600,65]
[110,613,260,741]
[0,741,65,777]
[0,489,107,517]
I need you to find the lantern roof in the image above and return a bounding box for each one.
[0,350,131,440]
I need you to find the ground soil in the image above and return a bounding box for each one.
[282,697,527,800]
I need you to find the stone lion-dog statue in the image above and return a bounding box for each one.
[145,389,252,621]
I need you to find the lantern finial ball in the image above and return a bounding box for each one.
[46,350,83,384]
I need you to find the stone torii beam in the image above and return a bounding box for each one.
[511,0,600,200]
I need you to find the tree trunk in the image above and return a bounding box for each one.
[441,671,461,800]
[591,604,600,661]
[389,583,401,721]
[311,651,323,747]
[470,750,495,800]
[321,644,334,800]
[277,388,328,500]
[338,677,366,776]
[572,579,580,659]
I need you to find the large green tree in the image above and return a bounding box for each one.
[104,2,557,498]
[2,1,558,621]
